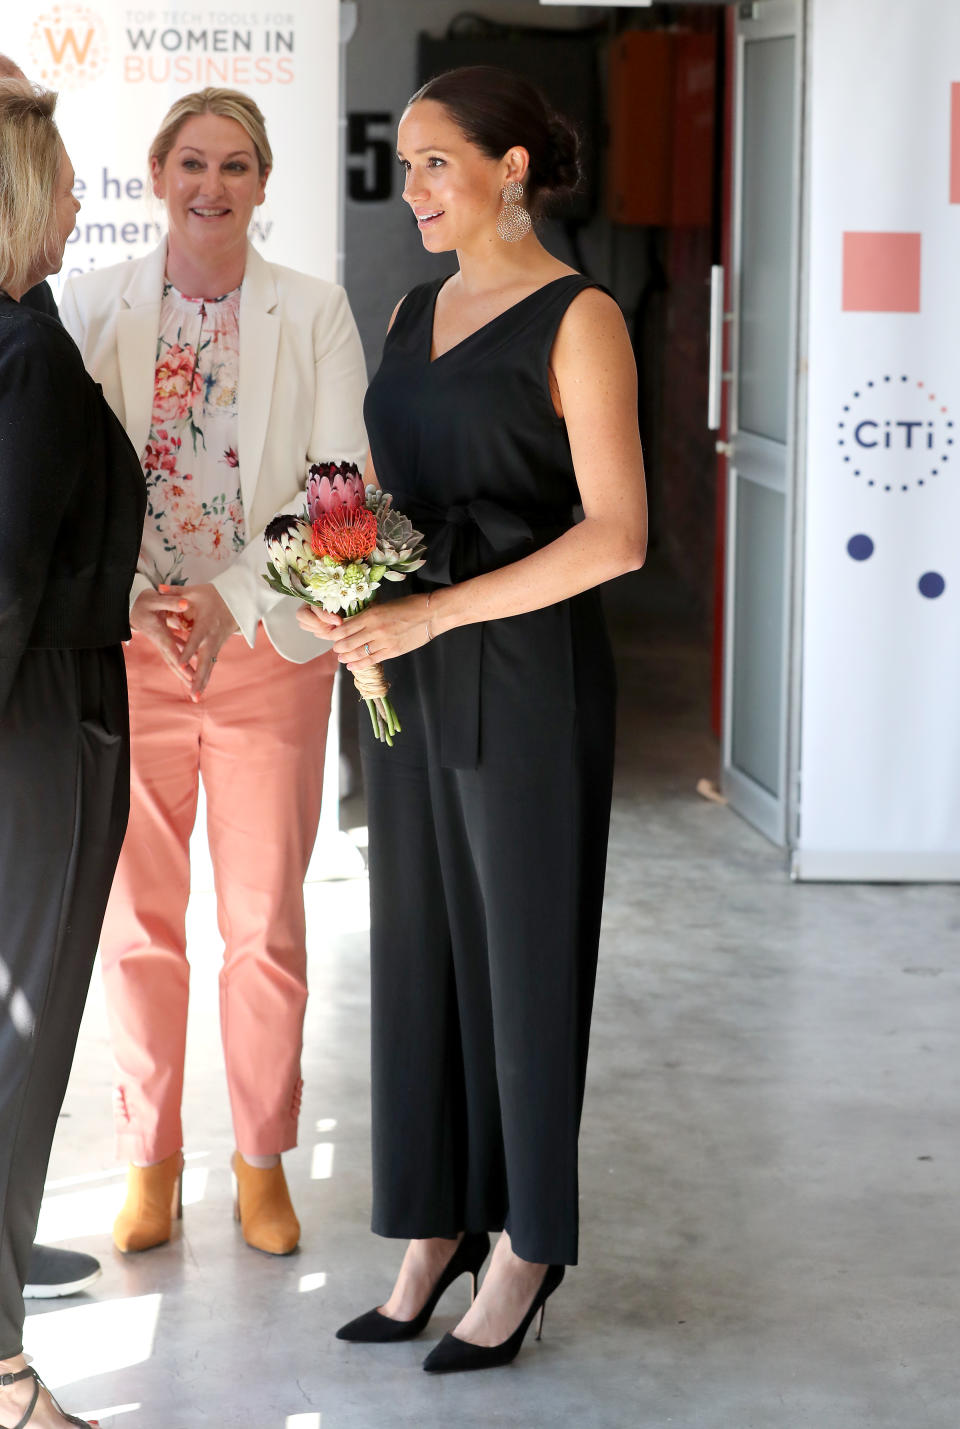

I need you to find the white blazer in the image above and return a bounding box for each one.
[61,239,368,662]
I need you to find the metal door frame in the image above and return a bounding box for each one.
[721,0,807,847]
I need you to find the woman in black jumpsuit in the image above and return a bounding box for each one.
[302,67,647,1372]
[0,83,145,1427]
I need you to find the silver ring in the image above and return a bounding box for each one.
[363,643,371,656]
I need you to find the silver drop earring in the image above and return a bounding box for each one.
[496,179,532,242]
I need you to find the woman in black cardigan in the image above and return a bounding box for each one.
[0,81,145,1429]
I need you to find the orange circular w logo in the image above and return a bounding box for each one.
[29,4,109,90]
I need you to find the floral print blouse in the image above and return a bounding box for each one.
[138,282,246,588]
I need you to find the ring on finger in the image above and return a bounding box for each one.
[363,642,371,656]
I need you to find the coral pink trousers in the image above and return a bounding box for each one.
[100,630,336,1163]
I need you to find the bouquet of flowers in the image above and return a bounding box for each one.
[263,461,426,744]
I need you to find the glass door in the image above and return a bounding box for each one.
[721,0,804,845]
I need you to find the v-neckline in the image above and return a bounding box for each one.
[427,273,578,365]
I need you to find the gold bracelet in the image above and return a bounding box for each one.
[425,590,433,642]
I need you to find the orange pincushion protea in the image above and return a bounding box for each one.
[311,507,378,563]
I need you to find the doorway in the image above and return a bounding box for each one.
[718,0,805,846]
[341,0,807,853]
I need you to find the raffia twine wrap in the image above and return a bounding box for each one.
[353,663,389,700]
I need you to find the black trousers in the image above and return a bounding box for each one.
[0,647,128,1356]
[361,598,616,1267]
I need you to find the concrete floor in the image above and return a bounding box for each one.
[23,579,960,1429]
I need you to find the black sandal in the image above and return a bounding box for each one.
[0,1366,95,1428]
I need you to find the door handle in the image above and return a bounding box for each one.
[708,265,732,431]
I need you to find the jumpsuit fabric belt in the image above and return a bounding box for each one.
[396,494,573,771]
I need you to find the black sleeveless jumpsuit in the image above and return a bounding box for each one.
[361,274,617,1266]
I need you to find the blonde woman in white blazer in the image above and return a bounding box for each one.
[61,88,367,1258]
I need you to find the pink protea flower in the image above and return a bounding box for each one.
[307,460,365,522]
[311,507,378,564]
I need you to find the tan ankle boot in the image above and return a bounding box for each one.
[231,1152,300,1255]
[113,1151,184,1253]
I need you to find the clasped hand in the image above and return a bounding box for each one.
[296,592,434,671]
[131,583,239,698]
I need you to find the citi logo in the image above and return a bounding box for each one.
[853,420,939,451]
[836,375,953,492]
[28,4,109,90]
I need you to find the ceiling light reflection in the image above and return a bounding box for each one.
[285,1416,322,1428]
[36,1167,208,1244]
[45,1149,210,1194]
[35,1183,127,1243]
[303,880,369,935]
[182,1166,209,1206]
[77,1404,141,1421]
[297,1272,327,1293]
[23,1295,162,1386]
[310,1143,334,1180]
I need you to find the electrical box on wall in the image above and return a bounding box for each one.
[607,29,717,228]
[672,32,718,228]
[608,31,675,225]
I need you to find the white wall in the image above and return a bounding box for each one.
[796,0,960,879]
[8,1,341,292]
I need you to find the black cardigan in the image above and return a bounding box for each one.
[0,293,146,714]
[21,280,60,322]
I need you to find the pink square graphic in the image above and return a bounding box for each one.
[951,83,960,204]
[842,232,921,313]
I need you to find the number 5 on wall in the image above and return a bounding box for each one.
[347,112,394,203]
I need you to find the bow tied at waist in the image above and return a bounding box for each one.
[397,495,572,587]
[391,494,573,771]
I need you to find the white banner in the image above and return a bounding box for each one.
[797,0,960,879]
[3,1,341,293]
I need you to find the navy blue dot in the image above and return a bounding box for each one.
[838,440,845,446]
[838,421,845,428]
[943,454,950,461]
[847,534,874,561]
[919,572,945,599]
[948,421,954,428]
[843,455,851,463]
[868,479,875,486]
[932,470,938,476]
[883,375,891,382]
[901,375,908,382]
[884,485,892,491]
[919,479,925,486]
[853,391,860,398]
[854,469,860,476]
[902,485,908,491]
[867,380,874,388]
[843,405,850,411]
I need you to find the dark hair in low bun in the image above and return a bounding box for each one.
[542,113,581,196]
[408,65,582,218]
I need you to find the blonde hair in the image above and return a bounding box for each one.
[0,79,62,294]
[149,87,272,177]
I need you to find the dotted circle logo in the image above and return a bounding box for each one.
[836,375,953,492]
[28,5,109,90]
